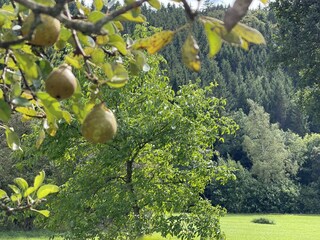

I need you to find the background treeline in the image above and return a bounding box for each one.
[123,2,320,214]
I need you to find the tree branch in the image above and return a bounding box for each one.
[13,0,149,35]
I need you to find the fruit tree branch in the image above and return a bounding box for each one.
[13,0,149,35]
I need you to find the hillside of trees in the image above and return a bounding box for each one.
[1,0,320,239]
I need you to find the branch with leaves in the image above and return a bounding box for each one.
[0,171,59,217]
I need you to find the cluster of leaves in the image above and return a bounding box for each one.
[0,171,59,217]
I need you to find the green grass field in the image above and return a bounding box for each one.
[1,214,320,240]
[221,214,320,240]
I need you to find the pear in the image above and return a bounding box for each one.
[81,103,117,144]
[22,13,61,47]
[45,64,77,100]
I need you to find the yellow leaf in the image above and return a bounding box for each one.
[203,21,222,57]
[36,129,45,149]
[260,0,268,4]
[182,35,201,72]
[132,31,175,54]
[232,23,266,45]
[116,11,146,23]
[148,0,161,9]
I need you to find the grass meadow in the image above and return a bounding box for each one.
[1,214,320,240]
[221,214,320,240]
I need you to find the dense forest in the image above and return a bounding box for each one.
[1,0,320,239]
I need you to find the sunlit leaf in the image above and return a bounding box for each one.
[0,99,11,122]
[13,50,38,81]
[94,0,104,11]
[88,11,105,23]
[0,189,7,199]
[116,11,146,23]
[15,107,40,118]
[24,186,36,197]
[11,193,22,202]
[108,34,128,55]
[8,184,20,194]
[96,35,109,45]
[14,177,28,191]
[203,21,222,57]
[102,63,113,79]
[260,0,268,4]
[31,209,50,217]
[62,111,72,124]
[182,35,201,72]
[37,184,59,199]
[233,23,266,45]
[65,55,82,69]
[5,126,22,151]
[36,129,46,149]
[34,171,45,190]
[107,64,129,88]
[132,31,175,54]
[148,0,161,9]
[91,48,105,64]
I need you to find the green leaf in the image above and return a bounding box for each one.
[102,63,113,79]
[106,63,129,88]
[36,129,46,149]
[59,27,72,41]
[0,99,11,122]
[148,0,161,9]
[5,126,22,151]
[203,21,222,57]
[62,111,72,124]
[65,55,82,69]
[11,97,31,107]
[116,11,146,23]
[37,184,59,199]
[91,48,105,64]
[13,50,38,81]
[0,189,8,199]
[34,171,45,190]
[88,11,105,23]
[14,177,29,191]
[94,0,104,11]
[31,209,50,217]
[24,186,36,197]
[8,184,20,194]
[108,34,128,55]
[11,193,22,202]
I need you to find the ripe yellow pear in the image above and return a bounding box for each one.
[45,64,77,100]
[81,103,117,144]
[22,13,61,46]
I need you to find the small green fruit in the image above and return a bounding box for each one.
[81,103,117,143]
[45,64,77,100]
[22,13,61,47]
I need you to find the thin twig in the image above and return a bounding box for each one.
[64,4,96,81]
[0,49,11,102]
[9,51,37,100]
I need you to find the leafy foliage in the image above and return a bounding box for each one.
[0,171,59,217]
